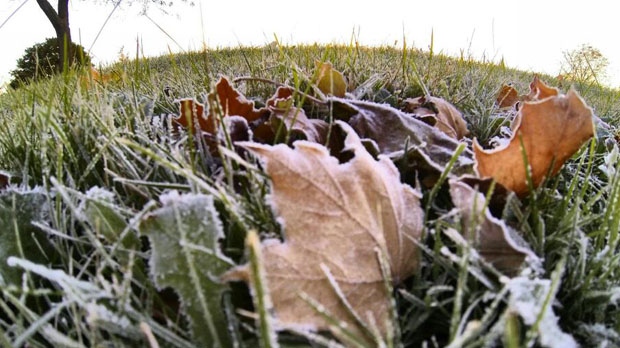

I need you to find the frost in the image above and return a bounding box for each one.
[595,245,610,262]
[40,326,84,348]
[85,302,141,339]
[610,287,620,305]
[578,323,620,347]
[507,277,577,348]
[139,192,234,347]
[0,189,53,286]
[158,189,183,205]
[8,257,108,304]
[600,145,619,179]
[84,186,116,202]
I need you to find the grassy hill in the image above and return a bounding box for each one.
[0,44,619,347]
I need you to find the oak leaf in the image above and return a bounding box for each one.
[474,87,594,196]
[449,179,537,274]
[225,122,423,342]
[403,96,469,139]
[173,98,213,134]
[315,61,347,98]
[173,77,270,136]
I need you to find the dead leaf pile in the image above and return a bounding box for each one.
[164,68,596,344]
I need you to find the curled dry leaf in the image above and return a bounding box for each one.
[315,61,347,98]
[403,96,469,140]
[173,98,213,135]
[496,77,559,113]
[474,87,595,196]
[496,84,520,109]
[449,179,538,274]
[223,122,423,342]
[266,86,329,144]
[524,76,559,102]
[331,98,474,187]
[172,77,270,142]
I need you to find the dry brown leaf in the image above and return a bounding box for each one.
[496,84,520,108]
[225,121,423,342]
[474,87,594,196]
[403,96,469,139]
[267,86,329,143]
[331,98,474,187]
[0,171,9,190]
[449,179,537,274]
[315,61,347,97]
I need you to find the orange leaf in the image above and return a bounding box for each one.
[173,99,214,134]
[266,85,295,108]
[524,75,559,102]
[474,87,594,196]
[496,84,519,108]
[224,122,423,342]
[403,96,469,139]
[315,61,347,97]
[173,77,269,136]
[207,76,268,125]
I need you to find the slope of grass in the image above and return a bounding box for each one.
[0,43,619,347]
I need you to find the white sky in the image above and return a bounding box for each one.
[2,0,620,88]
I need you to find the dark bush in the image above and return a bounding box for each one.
[9,38,91,88]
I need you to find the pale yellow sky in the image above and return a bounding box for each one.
[2,0,619,87]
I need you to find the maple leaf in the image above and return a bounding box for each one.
[474,86,594,196]
[314,61,347,98]
[449,179,538,274]
[224,122,423,342]
[403,96,470,139]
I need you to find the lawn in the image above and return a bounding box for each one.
[0,43,619,347]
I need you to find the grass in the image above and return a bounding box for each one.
[1,42,620,347]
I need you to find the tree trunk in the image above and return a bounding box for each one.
[35,0,73,73]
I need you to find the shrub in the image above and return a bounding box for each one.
[9,38,91,88]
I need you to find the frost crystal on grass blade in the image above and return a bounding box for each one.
[507,277,577,348]
[7,257,109,303]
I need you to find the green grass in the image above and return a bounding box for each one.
[1,43,620,347]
